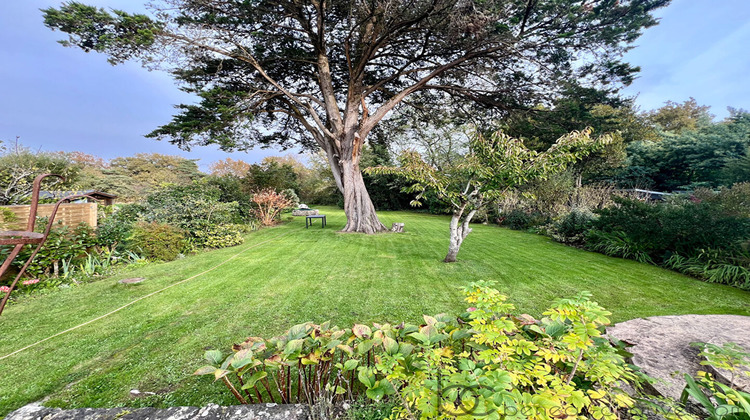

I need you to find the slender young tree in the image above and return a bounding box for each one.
[368,128,607,262]
[43,0,668,233]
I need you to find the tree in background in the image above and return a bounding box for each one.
[209,158,251,178]
[359,143,413,211]
[645,97,714,135]
[620,111,750,190]
[502,86,657,150]
[723,152,750,186]
[58,150,114,192]
[0,139,78,205]
[243,160,299,195]
[43,0,668,233]
[368,128,605,262]
[107,153,203,200]
[302,152,342,206]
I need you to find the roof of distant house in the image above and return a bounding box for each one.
[38,190,118,201]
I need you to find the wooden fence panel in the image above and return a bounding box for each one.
[0,202,98,229]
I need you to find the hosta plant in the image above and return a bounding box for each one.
[195,282,643,419]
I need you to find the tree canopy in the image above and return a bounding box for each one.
[0,140,78,205]
[43,0,669,232]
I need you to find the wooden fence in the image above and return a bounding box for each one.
[0,202,98,230]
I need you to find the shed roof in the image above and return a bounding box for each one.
[39,190,118,200]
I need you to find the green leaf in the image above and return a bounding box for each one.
[343,359,360,371]
[288,323,309,340]
[527,325,546,336]
[568,390,586,410]
[231,348,254,369]
[681,374,715,414]
[204,350,223,365]
[284,339,304,355]
[451,329,472,341]
[241,370,268,389]
[358,368,375,388]
[543,321,567,338]
[458,358,476,371]
[366,383,386,401]
[193,365,216,376]
[398,342,414,356]
[383,336,399,355]
[357,339,374,355]
[429,333,448,344]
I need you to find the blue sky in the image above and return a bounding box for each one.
[1,1,749,170]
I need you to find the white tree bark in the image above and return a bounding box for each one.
[444,204,477,263]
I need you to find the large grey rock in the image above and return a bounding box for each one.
[5,403,309,420]
[607,315,750,401]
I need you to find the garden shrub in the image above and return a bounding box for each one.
[195,282,644,419]
[0,208,18,230]
[191,224,245,249]
[0,220,97,279]
[679,342,750,419]
[665,250,750,290]
[585,196,750,288]
[140,182,250,250]
[281,188,300,209]
[129,222,187,261]
[592,197,750,261]
[586,230,654,264]
[205,175,254,223]
[143,183,240,233]
[96,203,144,252]
[693,182,750,218]
[500,209,549,231]
[547,209,596,245]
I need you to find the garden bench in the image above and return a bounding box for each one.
[305,214,326,229]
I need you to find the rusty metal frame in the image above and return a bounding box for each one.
[0,174,97,316]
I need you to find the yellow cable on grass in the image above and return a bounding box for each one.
[0,230,292,361]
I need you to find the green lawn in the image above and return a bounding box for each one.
[1,206,749,416]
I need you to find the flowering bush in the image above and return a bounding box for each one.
[251,189,294,226]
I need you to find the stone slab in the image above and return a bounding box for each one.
[292,209,318,216]
[607,314,750,401]
[5,403,309,420]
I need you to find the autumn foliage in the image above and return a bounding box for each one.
[209,157,251,178]
[251,189,293,226]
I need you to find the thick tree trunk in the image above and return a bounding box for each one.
[339,159,388,233]
[444,206,476,263]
